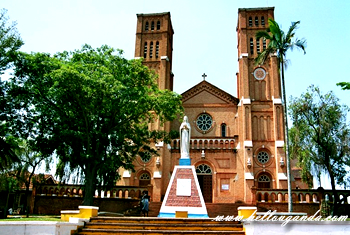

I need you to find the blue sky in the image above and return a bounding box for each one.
[3,0,349,104]
[2,0,350,188]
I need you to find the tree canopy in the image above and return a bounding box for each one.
[0,8,24,170]
[337,82,350,90]
[0,8,23,73]
[289,85,350,215]
[6,44,183,205]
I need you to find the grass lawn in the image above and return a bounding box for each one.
[0,215,62,222]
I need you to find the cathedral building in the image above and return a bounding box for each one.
[117,7,308,204]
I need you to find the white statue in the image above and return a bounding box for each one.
[180,116,191,158]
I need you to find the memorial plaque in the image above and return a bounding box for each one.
[176,179,191,196]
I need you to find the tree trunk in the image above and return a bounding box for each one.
[280,60,293,212]
[329,169,339,216]
[24,169,35,217]
[83,164,97,206]
[24,182,30,217]
[4,192,10,218]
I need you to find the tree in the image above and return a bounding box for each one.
[289,85,350,216]
[0,8,24,170]
[337,82,350,90]
[255,18,306,212]
[7,44,183,206]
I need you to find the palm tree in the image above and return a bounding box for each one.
[255,19,306,212]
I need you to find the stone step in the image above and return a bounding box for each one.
[90,217,241,224]
[84,222,243,231]
[77,229,245,235]
[75,217,245,235]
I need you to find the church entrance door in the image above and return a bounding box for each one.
[196,164,213,203]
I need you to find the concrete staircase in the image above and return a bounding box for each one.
[75,217,245,235]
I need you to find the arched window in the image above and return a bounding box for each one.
[258,174,271,188]
[261,16,265,26]
[196,164,212,175]
[221,123,226,137]
[157,21,161,30]
[151,21,155,31]
[256,39,260,53]
[150,41,153,58]
[255,16,259,26]
[145,21,149,31]
[155,41,159,58]
[248,17,252,27]
[263,38,266,50]
[143,42,147,58]
[250,38,254,55]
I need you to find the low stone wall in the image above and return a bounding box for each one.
[34,196,140,215]
[244,221,350,235]
[0,221,83,235]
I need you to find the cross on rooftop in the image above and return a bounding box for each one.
[202,73,207,80]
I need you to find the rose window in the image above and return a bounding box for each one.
[196,114,213,132]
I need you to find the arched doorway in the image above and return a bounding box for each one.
[196,164,213,203]
[257,173,272,189]
[139,172,151,187]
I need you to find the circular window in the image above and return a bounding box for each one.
[196,113,213,132]
[257,151,269,164]
[140,152,151,163]
[253,68,266,80]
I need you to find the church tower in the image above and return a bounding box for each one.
[236,7,288,203]
[135,12,174,92]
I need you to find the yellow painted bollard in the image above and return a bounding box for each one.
[78,206,99,218]
[237,206,257,219]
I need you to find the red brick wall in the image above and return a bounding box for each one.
[33,196,140,215]
[257,202,320,216]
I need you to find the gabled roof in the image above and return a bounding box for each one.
[181,80,239,105]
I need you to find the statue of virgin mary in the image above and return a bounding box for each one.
[180,116,191,158]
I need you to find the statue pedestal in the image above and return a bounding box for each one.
[158,165,209,218]
[179,158,191,165]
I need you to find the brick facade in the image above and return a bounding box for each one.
[165,168,202,207]
[118,8,308,206]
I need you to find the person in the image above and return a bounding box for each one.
[141,192,149,217]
